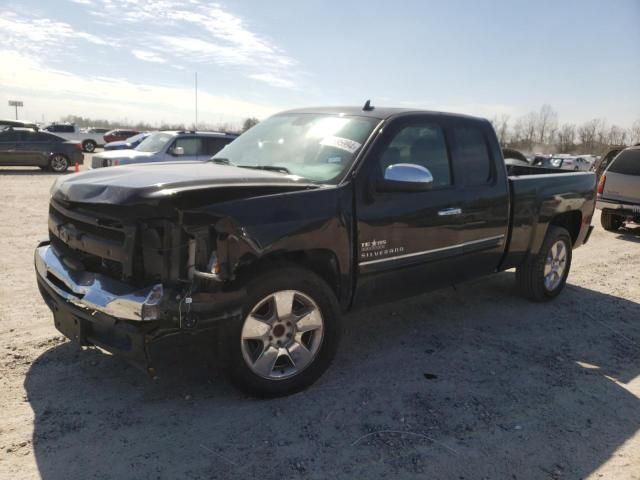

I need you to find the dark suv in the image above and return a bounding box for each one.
[0,128,84,172]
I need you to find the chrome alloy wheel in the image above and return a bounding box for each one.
[240,290,324,380]
[544,240,567,291]
[50,154,68,172]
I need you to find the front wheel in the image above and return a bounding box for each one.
[516,226,572,302]
[82,140,96,153]
[49,154,69,173]
[225,266,340,397]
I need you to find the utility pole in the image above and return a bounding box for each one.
[194,72,198,130]
[8,100,23,120]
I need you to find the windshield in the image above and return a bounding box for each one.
[135,132,173,152]
[127,132,147,143]
[212,113,380,183]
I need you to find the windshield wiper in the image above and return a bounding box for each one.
[210,157,234,165]
[240,165,291,174]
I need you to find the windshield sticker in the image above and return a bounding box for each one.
[320,136,361,154]
[327,156,343,164]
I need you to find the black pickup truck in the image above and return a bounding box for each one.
[35,106,596,396]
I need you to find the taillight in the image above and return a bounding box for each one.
[597,175,606,197]
[114,159,120,166]
[74,143,82,151]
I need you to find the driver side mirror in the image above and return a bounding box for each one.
[171,146,184,156]
[377,163,433,192]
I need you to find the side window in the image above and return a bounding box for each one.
[36,132,57,142]
[173,137,202,156]
[452,126,492,186]
[202,137,231,156]
[0,130,18,141]
[380,123,451,187]
[61,125,75,133]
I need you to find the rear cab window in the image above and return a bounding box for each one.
[608,149,640,176]
[451,125,494,186]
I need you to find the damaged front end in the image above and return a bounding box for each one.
[35,195,255,374]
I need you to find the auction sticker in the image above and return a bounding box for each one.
[320,136,361,154]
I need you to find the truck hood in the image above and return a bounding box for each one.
[52,161,318,205]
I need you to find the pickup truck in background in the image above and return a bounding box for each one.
[35,106,596,396]
[42,123,104,153]
[597,145,640,231]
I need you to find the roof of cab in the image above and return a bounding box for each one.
[278,106,487,122]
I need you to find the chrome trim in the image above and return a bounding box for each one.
[35,244,164,321]
[358,235,505,266]
[384,164,434,185]
[438,207,462,216]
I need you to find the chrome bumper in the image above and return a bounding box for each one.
[35,244,164,321]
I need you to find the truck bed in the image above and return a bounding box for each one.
[500,168,596,270]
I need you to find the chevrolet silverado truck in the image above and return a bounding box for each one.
[35,106,596,396]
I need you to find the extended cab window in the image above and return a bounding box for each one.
[608,149,640,176]
[452,126,492,186]
[380,124,451,187]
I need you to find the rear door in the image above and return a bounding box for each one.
[13,130,47,165]
[448,121,510,280]
[603,149,640,205]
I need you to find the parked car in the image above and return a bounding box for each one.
[91,130,238,168]
[596,146,640,231]
[0,119,39,129]
[102,129,141,144]
[42,123,104,153]
[36,106,595,396]
[104,132,150,151]
[0,127,84,172]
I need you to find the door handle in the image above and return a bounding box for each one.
[438,207,462,216]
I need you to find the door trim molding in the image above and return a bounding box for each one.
[358,234,505,267]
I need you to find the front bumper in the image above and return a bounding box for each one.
[35,244,164,321]
[35,242,245,370]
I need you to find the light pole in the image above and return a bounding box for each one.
[8,100,23,120]
[194,72,198,130]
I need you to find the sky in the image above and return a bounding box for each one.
[0,0,638,128]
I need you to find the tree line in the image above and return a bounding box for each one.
[491,105,640,155]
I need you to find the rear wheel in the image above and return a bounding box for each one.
[516,226,572,302]
[49,154,69,173]
[82,140,96,153]
[601,211,623,231]
[225,266,340,397]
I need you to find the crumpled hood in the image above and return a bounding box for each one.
[52,161,317,205]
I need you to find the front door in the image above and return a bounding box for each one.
[353,114,467,306]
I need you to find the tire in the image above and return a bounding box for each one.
[601,211,623,231]
[516,226,572,302]
[82,140,96,153]
[225,265,341,397]
[49,154,69,173]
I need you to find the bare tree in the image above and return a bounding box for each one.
[556,123,576,153]
[490,114,510,146]
[630,119,640,145]
[536,104,558,144]
[607,125,627,146]
[242,117,260,132]
[578,119,602,151]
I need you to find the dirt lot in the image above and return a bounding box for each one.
[1,159,639,480]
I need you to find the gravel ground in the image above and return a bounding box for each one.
[1,159,639,480]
